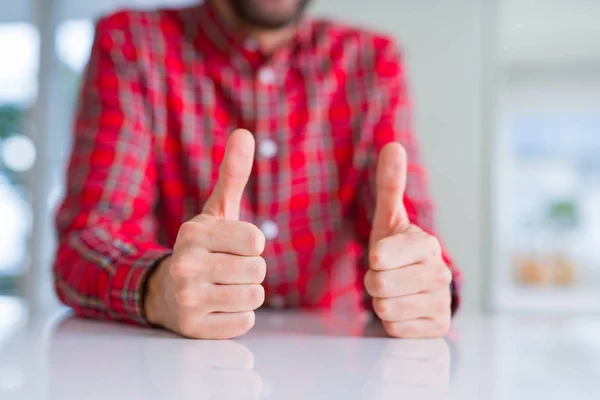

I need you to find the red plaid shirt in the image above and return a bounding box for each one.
[54,1,461,325]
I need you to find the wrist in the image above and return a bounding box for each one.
[143,256,171,326]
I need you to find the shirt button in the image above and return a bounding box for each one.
[244,38,259,51]
[270,294,285,309]
[258,139,278,159]
[258,67,276,85]
[260,220,279,240]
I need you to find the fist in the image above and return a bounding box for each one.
[145,129,266,339]
[364,143,453,338]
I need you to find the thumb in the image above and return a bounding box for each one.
[371,142,410,243]
[202,129,255,220]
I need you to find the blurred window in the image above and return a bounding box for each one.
[56,20,94,74]
[0,24,39,104]
[47,18,95,211]
[505,77,600,310]
[0,23,39,292]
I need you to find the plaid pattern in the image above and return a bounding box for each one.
[54,0,462,325]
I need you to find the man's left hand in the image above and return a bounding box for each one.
[364,143,453,338]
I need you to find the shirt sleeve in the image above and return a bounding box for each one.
[53,12,172,325]
[353,39,462,314]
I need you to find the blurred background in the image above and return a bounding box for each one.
[0,0,599,314]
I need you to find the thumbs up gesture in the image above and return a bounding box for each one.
[144,129,266,339]
[364,143,453,338]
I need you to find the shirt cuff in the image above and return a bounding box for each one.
[108,243,173,325]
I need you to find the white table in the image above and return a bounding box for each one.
[1,296,599,399]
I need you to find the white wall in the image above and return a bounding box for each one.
[502,0,600,69]
[312,0,498,312]
[0,0,197,23]
[0,0,32,23]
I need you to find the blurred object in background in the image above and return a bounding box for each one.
[0,23,39,294]
[515,198,579,288]
[494,0,600,312]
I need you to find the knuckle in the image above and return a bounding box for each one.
[248,285,266,308]
[175,290,197,308]
[169,262,188,279]
[385,321,404,338]
[169,259,197,280]
[373,273,388,297]
[442,267,453,285]
[373,298,392,321]
[368,244,383,270]
[172,259,211,281]
[433,266,453,287]
[247,224,266,255]
[240,311,256,332]
[223,312,255,339]
[178,316,197,338]
[433,294,451,315]
[427,235,442,258]
[365,270,387,297]
[177,221,200,244]
[250,257,267,282]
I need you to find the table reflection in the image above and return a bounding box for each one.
[49,317,262,400]
[47,313,451,400]
[364,338,450,400]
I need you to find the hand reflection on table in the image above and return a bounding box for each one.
[363,338,450,400]
[48,316,262,400]
[142,338,262,400]
[48,313,451,400]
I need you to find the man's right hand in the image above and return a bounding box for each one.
[144,129,266,339]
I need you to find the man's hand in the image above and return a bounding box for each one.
[364,143,453,338]
[145,129,266,339]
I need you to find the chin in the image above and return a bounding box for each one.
[229,0,311,29]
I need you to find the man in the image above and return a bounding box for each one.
[54,0,461,339]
